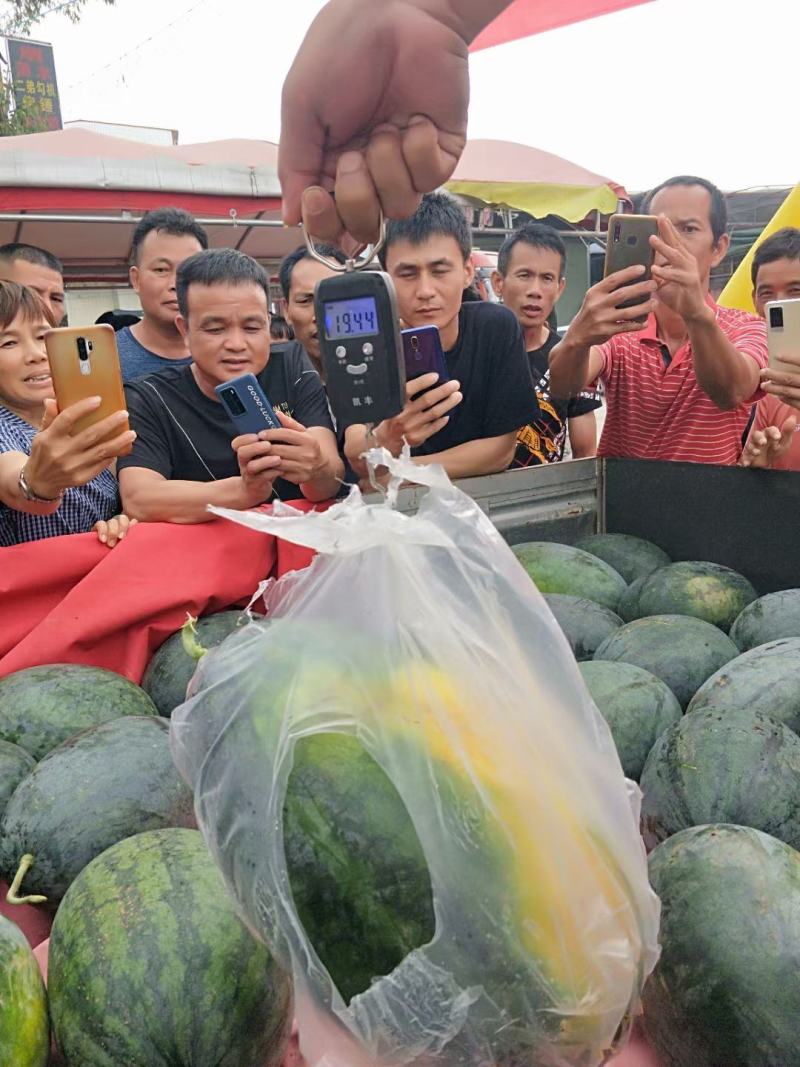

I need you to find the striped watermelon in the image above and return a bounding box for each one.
[574,533,671,584]
[0,913,49,1066]
[0,739,35,823]
[48,828,292,1067]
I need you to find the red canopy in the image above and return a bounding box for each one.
[471,0,655,51]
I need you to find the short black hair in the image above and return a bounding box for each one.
[641,175,728,245]
[176,249,269,320]
[497,224,566,279]
[278,244,347,301]
[0,242,62,276]
[270,314,293,341]
[751,227,800,287]
[131,208,209,265]
[381,191,472,266]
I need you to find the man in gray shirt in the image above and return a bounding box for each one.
[117,208,208,382]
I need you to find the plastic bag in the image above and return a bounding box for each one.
[171,451,660,1067]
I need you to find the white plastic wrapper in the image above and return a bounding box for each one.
[171,452,660,1067]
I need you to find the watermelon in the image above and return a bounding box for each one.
[641,707,800,850]
[644,824,800,1066]
[0,664,157,760]
[626,561,758,632]
[0,739,35,822]
[48,828,292,1067]
[730,589,800,651]
[594,615,739,710]
[0,913,49,1066]
[687,638,800,732]
[544,594,622,661]
[0,716,195,907]
[578,661,681,780]
[618,576,647,622]
[573,533,671,584]
[142,610,246,716]
[284,732,436,1005]
[512,541,626,611]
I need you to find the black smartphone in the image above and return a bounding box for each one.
[401,325,450,383]
[214,373,281,435]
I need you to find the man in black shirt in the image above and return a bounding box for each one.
[118,249,343,523]
[279,244,347,378]
[345,193,538,480]
[492,224,602,466]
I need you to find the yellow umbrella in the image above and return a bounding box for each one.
[719,183,800,312]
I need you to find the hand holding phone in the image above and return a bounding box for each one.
[604,214,658,310]
[215,373,282,436]
[766,299,800,374]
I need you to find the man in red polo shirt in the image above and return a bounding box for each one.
[549,176,767,465]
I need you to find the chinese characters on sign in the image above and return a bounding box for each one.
[6,38,62,130]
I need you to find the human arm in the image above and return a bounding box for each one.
[118,466,277,524]
[567,411,598,459]
[234,412,344,504]
[650,217,762,409]
[548,266,657,398]
[279,0,513,242]
[413,431,517,478]
[739,415,797,469]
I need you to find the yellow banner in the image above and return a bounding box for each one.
[445,180,620,224]
[719,183,800,312]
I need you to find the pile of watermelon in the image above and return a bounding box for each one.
[0,646,291,1067]
[514,533,800,1065]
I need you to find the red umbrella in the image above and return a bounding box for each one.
[471,0,655,51]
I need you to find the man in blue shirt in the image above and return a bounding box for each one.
[117,208,208,382]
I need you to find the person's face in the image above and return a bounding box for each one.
[0,259,65,325]
[286,257,339,363]
[753,257,800,318]
[176,282,270,392]
[0,311,52,415]
[130,230,205,330]
[385,235,474,334]
[648,184,730,286]
[492,244,566,331]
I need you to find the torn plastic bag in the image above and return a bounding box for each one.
[170,450,660,1067]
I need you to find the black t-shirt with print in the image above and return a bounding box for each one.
[118,344,334,501]
[412,301,539,457]
[513,331,602,467]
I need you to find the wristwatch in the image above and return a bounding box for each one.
[18,465,63,504]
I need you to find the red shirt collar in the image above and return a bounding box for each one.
[639,292,718,345]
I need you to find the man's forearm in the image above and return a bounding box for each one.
[300,456,345,503]
[414,433,516,479]
[549,337,594,400]
[122,476,257,525]
[688,307,761,410]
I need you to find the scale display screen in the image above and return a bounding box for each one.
[324,296,379,340]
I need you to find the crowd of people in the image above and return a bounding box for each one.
[1,176,800,548]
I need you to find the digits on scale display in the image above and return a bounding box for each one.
[324,296,379,340]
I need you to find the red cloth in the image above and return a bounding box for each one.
[0,509,317,684]
[0,882,52,948]
[471,0,654,51]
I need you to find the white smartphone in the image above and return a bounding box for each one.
[766,298,800,374]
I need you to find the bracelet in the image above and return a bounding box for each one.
[18,464,63,504]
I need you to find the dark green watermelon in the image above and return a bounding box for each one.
[0,716,195,907]
[0,664,157,760]
[578,661,681,780]
[594,614,739,710]
[0,913,49,1066]
[644,824,800,1066]
[142,611,247,716]
[687,638,800,732]
[0,739,35,823]
[48,828,292,1067]
[641,707,800,850]
[544,594,622,661]
[629,561,758,632]
[512,541,626,611]
[618,576,648,623]
[573,533,671,584]
[730,589,800,651]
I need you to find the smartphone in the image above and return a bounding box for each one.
[604,214,658,309]
[766,299,800,374]
[215,373,282,435]
[401,325,450,383]
[45,324,130,451]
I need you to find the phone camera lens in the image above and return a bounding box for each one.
[76,337,89,361]
[223,388,245,416]
[769,307,784,329]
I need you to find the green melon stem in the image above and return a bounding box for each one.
[6,853,48,905]
[181,614,209,662]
